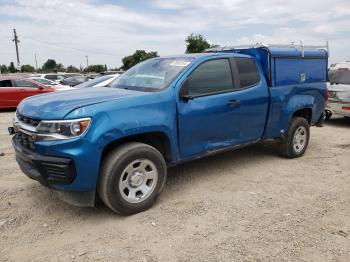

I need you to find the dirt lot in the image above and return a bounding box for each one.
[0,111,349,262]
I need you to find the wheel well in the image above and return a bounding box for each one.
[101,132,172,163]
[293,108,312,124]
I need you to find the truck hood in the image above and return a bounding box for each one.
[17,87,144,119]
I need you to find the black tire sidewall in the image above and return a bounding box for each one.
[287,117,310,157]
[104,146,166,214]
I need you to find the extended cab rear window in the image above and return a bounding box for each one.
[235,58,260,88]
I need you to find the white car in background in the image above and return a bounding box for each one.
[29,77,75,91]
[74,74,120,88]
[326,66,350,120]
[31,73,67,84]
[329,61,350,71]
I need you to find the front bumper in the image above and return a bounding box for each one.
[13,136,76,185]
[12,136,96,207]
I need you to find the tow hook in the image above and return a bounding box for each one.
[8,127,15,135]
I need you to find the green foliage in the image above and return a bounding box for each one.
[21,64,35,72]
[42,59,57,72]
[121,50,159,70]
[0,64,8,74]
[87,64,105,73]
[66,65,80,73]
[185,33,214,53]
[8,62,16,73]
[56,63,65,72]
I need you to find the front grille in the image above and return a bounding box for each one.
[16,112,40,128]
[14,132,35,150]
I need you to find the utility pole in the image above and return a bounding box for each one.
[12,29,20,70]
[34,53,38,70]
[85,55,89,73]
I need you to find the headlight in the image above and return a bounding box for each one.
[35,118,91,140]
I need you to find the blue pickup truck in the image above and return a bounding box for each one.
[10,45,328,215]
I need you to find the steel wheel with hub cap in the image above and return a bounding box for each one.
[98,142,167,215]
[293,126,307,153]
[279,117,310,158]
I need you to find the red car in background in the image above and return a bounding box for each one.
[0,76,55,109]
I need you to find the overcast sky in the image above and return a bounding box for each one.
[0,0,349,68]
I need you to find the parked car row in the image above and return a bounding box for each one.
[0,73,122,109]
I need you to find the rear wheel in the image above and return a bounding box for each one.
[279,117,310,158]
[98,142,167,215]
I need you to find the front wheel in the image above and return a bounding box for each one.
[98,142,167,215]
[279,117,310,158]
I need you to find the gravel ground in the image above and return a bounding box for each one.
[0,110,349,262]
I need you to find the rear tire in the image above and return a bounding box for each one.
[98,142,167,215]
[279,117,310,158]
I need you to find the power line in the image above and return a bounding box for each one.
[19,34,121,57]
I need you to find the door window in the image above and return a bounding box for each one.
[187,59,234,96]
[34,78,51,85]
[45,75,57,80]
[0,80,12,87]
[13,80,38,88]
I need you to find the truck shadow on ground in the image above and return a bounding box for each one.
[324,117,350,128]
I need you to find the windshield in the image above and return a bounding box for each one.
[328,69,350,85]
[75,75,113,88]
[110,57,194,91]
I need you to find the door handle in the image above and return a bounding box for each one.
[227,99,240,106]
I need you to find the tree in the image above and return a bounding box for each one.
[66,65,80,73]
[104,64,108,71]
[121,50,159,70]
[8,62,16,73]
[0,64,8,74]
[42,59,57,72]
[185,33,213,53]
[56,63,65,72]
[87,64,105,73]
[21,64,35,72]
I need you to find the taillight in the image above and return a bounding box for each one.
[325,86,330,105]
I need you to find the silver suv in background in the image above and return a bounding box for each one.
[326,66,350,120]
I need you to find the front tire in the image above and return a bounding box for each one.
[98,142,167,215]
[279,117,310,158]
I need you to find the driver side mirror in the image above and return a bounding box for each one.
[37,85,44,90]
[179,79,193,101]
